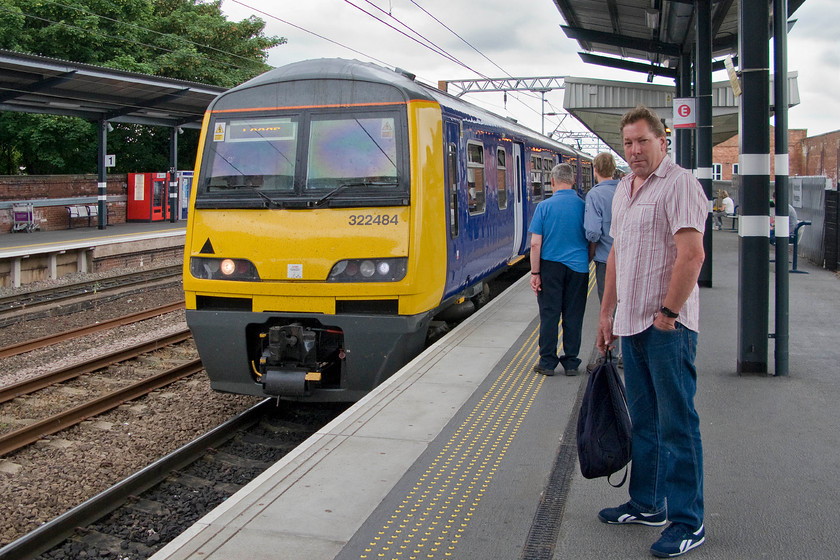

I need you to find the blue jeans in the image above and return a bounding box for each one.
[622,324,704,528]
[536,259,588,371]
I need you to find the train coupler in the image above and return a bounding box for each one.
[258,324,323,396]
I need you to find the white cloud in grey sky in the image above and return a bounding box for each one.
[221,0,840,139]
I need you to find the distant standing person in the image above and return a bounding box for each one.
[529,163,589,376]
[584,152,618,301]
[585,152,620,372]
[596,105,708,558]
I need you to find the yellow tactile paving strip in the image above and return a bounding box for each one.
[360,266,597,560]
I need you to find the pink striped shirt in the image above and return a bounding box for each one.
[611,156,708,335]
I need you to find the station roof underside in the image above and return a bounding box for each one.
[553,0,807,153]
[0,49,225,129]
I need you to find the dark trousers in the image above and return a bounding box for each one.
[536,259,588,371]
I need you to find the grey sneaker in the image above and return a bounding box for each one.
[533,364,555,376]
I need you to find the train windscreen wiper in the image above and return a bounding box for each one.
[210,183,281,208]
[313,180,399,208]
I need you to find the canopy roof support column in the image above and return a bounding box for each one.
[773,0,791,376]
[696,0,714,288]
[737,0,771,373]
[97,119,108,230]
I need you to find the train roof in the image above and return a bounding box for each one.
[217,58,587,159]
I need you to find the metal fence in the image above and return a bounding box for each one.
[789,176,831,266]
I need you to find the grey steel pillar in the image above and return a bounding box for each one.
[97,119,108,230]
[677,52,694,170]
[169,127,179,223]
[773,0,790,376]
[738,0,771,373]
[696,0,713,287]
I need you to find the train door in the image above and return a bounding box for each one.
[511,142,524,258]
[444,119,466,290]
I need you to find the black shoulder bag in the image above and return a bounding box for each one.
[576,352,632,487]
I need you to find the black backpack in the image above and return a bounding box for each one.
[576,354,632,487]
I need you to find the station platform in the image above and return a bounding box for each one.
[0,221,185,288]
[149,229,839,560]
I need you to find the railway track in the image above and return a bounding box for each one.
[0,400,343,560]
[0,262,530,558]
[0,301,185,359]
[0,265,182,313]
[0,266,183,330]
[0,328,194,454]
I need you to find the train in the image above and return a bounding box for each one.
[182,58,593,402]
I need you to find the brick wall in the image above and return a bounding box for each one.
[0,174,128,233]
[712,128,809,180]
[802,131,840,182]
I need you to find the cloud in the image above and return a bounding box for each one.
[223,0,840,138]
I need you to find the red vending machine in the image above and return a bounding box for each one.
[127,172,171,222]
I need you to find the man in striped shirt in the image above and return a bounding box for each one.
[595,106,708,558]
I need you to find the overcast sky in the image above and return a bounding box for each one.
[220,0,840,147]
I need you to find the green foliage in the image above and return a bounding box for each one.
[0,0,286,175]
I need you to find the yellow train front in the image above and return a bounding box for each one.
[183,58,589,401]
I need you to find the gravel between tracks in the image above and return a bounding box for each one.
[0,263,262,548]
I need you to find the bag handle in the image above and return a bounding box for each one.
[607,465,629,488]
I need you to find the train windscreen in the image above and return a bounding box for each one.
[197,109,409,209]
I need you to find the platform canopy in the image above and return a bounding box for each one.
[553,0,805,77]
[0,49,225,129]
[552,0,806,152]
[563,73,800,156]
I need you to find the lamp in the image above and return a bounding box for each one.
[645,9,659,29]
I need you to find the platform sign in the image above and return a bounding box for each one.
[673,98,696,129]
[105,154,116,167]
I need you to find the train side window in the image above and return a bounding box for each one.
[581,161,593,195]
[496,148,508,209]
[467,142,486,215]
[542,157,553,197]
[448,142,459,238]
[530,155,542,200]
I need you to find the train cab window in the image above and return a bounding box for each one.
[467,142,486,214]
[205,116,298,193]
[530,155,542,200]
[542,157,554,197]
[496,148,508,209]
[307,115,400,193]
[448,142,459,238]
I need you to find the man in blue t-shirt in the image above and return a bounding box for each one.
[528,163,589,376]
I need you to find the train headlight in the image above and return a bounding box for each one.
[328,257,407,282]
[190,257,260,281]
[359,260,376,278]
[220,258,236,276]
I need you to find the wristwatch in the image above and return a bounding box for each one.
[660,306,679,319]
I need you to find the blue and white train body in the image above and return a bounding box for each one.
[182,58,593,401]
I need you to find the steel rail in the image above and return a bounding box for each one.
[0,265,182,312]
[0,358,203,457]
[0,301,185,359]
[0,328,191,404]
[0,399,273,560]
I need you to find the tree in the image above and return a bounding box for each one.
[0,0,285,174]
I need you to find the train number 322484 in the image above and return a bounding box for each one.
[348,214,399,226]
